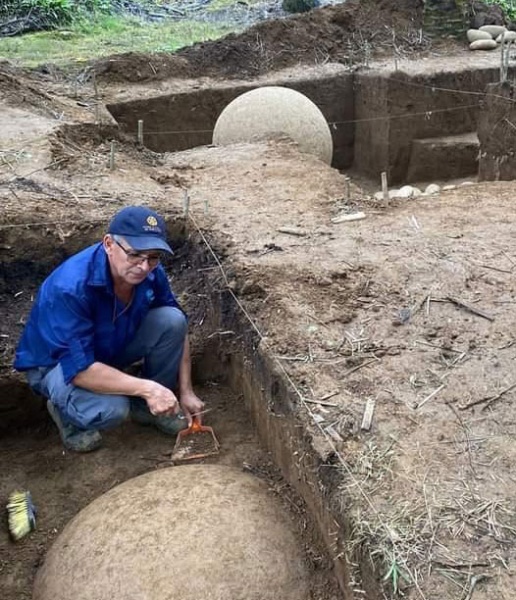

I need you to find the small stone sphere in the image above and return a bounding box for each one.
[213,86,333,165]
[469,39,498,50]
[33,465,309,600]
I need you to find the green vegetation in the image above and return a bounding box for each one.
[1,0,114,27]
[488,0,516,20]
[0,14,237,67]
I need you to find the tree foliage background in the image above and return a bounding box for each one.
[0,0,118,35]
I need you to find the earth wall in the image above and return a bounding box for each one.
[107,73,355,170]
[353,66,512,184]
[477,80,516,180]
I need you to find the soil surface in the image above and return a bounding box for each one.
[2,1,516,599]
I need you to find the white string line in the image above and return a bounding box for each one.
[133,74,516,137]
[387,74,516,103]
[187,209,429,600]
[137,103,482,136]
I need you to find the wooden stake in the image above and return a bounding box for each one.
[345,176,350,202]
[381,171,389,202]
[92,72,98,99]
[109,141,115,171]
[182,189,190,217]
[137,120,144,145]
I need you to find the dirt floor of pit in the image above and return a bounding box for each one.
[0,383,341,600]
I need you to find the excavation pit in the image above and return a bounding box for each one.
[0,224,345,600]
[104,55,516,187]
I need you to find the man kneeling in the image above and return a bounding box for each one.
[14,205,204,452]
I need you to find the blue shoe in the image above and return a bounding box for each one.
[130,400,188,436]
[47,401,102,453]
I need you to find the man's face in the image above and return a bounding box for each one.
[104,235,161,286]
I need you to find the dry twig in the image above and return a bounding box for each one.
[459,382,516,411]
[445,296,494,322]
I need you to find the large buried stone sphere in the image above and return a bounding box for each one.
[34,465,309,600]
[213,86,333,165]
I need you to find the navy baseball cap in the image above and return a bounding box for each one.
[108,206,173,254]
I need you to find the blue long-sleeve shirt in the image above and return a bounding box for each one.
[14,243,180,384]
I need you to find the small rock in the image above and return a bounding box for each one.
[467,28,493,42]
[389,188,413,199]
[496,31,516,43]
[442,184,456,191]
[315,276,332,287]
[460,181,475,186]
[479,24,507,38]
[469,39,498,50]
[411,187,422,197]
[398,185,415,198]
[424,183,441,195]
[374,191,384,201]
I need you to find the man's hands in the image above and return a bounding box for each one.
[179,389,205,425]
[140,380,204,424]
[141,380,179,416]
[71,362,204,421]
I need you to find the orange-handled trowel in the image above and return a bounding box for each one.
[171,416,220,462]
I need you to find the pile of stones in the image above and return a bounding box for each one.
[373,182,475,201]
[467,25,516,50]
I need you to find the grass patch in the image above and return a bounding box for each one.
[0,14,239,68]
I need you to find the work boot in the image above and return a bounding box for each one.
[130,399,188,436]
[47,401,102,453]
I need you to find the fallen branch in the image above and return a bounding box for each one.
[277,226,308,237]
[341,357,378,378]
[304,398,338,408]
[459,382,516,410]
[464,574,490,600]
[417,383,446,409]
[445,296,494,322]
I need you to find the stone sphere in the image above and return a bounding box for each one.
[213,86,333,165]
[33,465,309,600]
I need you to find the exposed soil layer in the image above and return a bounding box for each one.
[477,80,516,180]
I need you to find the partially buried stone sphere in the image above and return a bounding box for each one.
[213,86,333,165]
[33,464,310,600]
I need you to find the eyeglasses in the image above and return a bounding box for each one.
[115,240,161,268]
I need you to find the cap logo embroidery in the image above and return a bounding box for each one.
[146,216,158,227]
